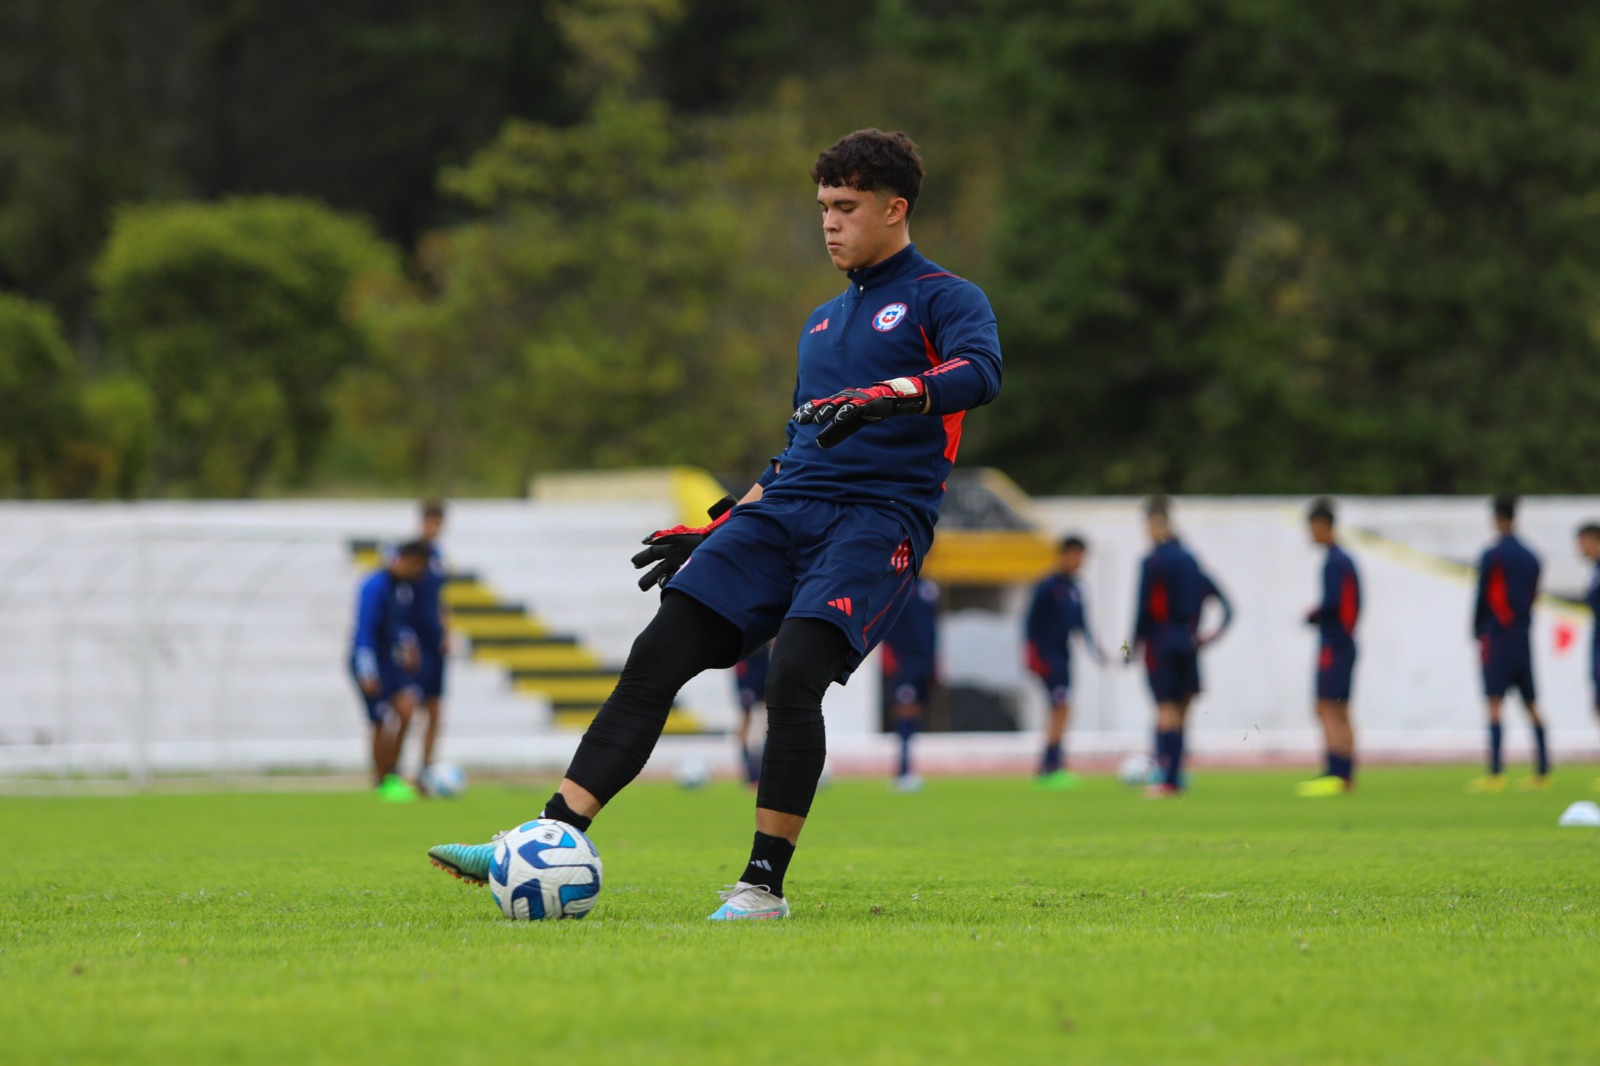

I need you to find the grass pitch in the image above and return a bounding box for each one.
[3,767,1598,1065]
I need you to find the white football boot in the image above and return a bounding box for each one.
[706,882,790,921]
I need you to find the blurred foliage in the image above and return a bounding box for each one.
[898,0,1600,494]
[96,198,398,496]
[6,0,1600,496]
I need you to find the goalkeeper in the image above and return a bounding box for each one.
[429,128,1002,920]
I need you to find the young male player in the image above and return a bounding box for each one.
[1025,535,1104,790]
[1577,522,1600,792]
[879,576,939,792]
[1468,495,1547,792]
[732,643,771,787]
[350,541,429,802]
[1297,498,1361,797]
[427,129,1002,919]
[1130,496,1233,798]
[412,500,450,784]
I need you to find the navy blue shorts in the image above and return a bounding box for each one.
[1145,643,1200,704]
[885,672,932,708]
[668,495,919,683]
[1481,633,1535,702]
[350,661,419,726]
[417,649,446,699]
[1032,659,1072,707]
[1316,642,1356,702]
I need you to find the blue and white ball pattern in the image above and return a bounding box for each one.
[488,819,603,921]
[421,762,467,798]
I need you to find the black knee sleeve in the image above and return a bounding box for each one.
[756,619,851,817]
[565,592,741,804]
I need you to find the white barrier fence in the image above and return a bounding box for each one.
[1,497,1597,784]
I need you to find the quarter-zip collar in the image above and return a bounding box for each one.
[846,243,921,292]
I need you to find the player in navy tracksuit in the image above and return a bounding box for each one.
[428,129,1002,919]
[411,500,450,782]
[1130,496,1233,796]
[350,541,428,798]
[880,576,939,792]
[732,643,771,786]
[1025,535,1104,789]
[1298,498,1361,797]
[1576,522,1600,791]
[1469,494,1547,790]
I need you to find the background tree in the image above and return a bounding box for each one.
[96,198,398,496]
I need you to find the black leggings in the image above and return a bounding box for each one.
[565,591,850,817]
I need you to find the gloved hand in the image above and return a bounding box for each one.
[631,495,737,591]
[793,375,927,448]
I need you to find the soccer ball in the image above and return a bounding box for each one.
[488,819,603,921]
[421,762,467,798]
[675,755,712,789]
[1117,752,1157,787]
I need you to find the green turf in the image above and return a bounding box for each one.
[3,767,1599,1065]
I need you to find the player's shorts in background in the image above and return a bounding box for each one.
[667,495,919,682]
[417,650,446,699]
[348,659,419,726]
[1481,632,1535,701]
[1031,659,1072,706]
[1316,641,1357,701]
[886,673,932,708]
[1144,640,1201,703]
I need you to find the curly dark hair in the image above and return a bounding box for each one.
[810,129,925,216]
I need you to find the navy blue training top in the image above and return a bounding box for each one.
[760,244,1002,563]
[880,577,940,680]
[351,569,418,679]
[1132,538,1232,652]
[410,543,447,648]
[1473,534,1540,637]
[1307,544,1361,648]
[1588,562,1600,651]
[1025,573,1097,669]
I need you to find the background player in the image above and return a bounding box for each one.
[1130,495,1233,798]
[879,576,939,792]
[1469,494,1547,792]
[1297,498,1361,797]
[427,128,1002,920]
[1578,522,1600,793]
[350,540,428,802]
[1024,534,1104,790]
[412,500,450,787]
[732,642,770,787]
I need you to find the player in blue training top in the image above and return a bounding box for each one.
[879,576,939,792]
[732,642,771,787]
[1130,495,1233,798]
[1576,522,1600,792]
[1025,535,1105,790]
[428,129,1002,919]
[1297,498,1361,797]
[350,540,428,802]
[411,500,450,787]
[1468,495,1547,792]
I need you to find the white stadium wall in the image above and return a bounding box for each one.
[0,495,1595,780]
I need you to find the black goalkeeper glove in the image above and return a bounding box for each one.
[630,495,737,591]
[792,375,928,448]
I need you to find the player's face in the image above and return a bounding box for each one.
[1308,517,1334,546]
[1145,514,1169,543]
[394,554,426,581]
[421,514,443,540]
[817,185,907,271]
[1059,547,1084,575]
[1579,532,1600,560]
